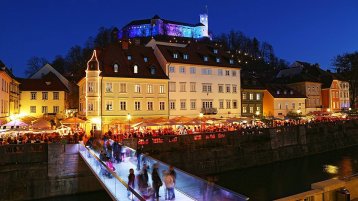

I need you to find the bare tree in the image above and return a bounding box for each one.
[25,56,48,77]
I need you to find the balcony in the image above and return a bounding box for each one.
[201,107,218,115]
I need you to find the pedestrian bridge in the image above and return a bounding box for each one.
[79,143,249,201]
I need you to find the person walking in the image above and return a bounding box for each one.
[163,171,175,200]
[127,168,135,200]
[169,165,177,199]
[136,145,143,170]
[152,163,162,200]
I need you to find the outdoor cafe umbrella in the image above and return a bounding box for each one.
[2,120,28,129]
[61,117,85,124]
[134,122,159,127]
[32,118,51,130]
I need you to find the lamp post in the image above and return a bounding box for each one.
[127,113,131,133]
[199,112,203,132]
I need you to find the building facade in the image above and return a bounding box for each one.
[263,85,306,118]
[241,74,265,117]
[288,82,322,113]
[148,40,241,118]
[321,79,340,112]
[78,44,169,133]
[338,80,350,110]
[0,67,13,122]
[18,73,69,118]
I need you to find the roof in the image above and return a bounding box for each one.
[18,72,69,92]
[95,43,168,79]
[156,43,241,68]
[266,84,306,98]
[123,15,203,28]
[241,72,266,90]
[30,63,70,90]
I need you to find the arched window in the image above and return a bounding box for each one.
[113,63,119,72]
[134,65,138,74]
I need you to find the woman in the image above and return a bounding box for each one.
[127,168,135,199]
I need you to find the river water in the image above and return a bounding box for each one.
[215,145,358,201]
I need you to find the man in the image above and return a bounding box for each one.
[152,163,162,200]
[136,145,143,170]
[169,165,177,199]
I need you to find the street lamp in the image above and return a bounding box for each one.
[327,108,331,112]
[297,109,301,114]
[127,113,131,132]
[349,107,352,111]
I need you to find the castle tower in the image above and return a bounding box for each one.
[200,13,209,37]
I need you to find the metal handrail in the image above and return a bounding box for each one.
[79,142,145,201]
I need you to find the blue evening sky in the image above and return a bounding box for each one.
[1,0,357,77]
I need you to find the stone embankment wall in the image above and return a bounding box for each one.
[0,144,102,201]
[123,120,358,175]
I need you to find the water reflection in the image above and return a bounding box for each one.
[214,146,358,201]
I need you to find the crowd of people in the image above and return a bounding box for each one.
[0,132,85,145]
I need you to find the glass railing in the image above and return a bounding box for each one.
[125,146,249,201]
[78,143,145,201]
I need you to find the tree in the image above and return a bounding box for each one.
[332,52,358,108]
[51,55,66,74]
[25,56,48,77]
[94,27,113,48]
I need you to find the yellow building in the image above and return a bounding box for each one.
[147,39,241,118]
[263,84,306,118]
[18,72,69,118]
[0,65,16,123]
[78,43,169,133]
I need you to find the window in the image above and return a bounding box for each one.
[169,82,176,92]
[277,90,280,95]
[133,65,138,74]
[183,54,189,60]
[218,69,223,76]
[150,67,156,75]
[256,106,260,112]
[202,83,212,93]
[173,53,178,58]
[88,103,94,111]
[233,100,238,109]
[134,84,141,93]
[190,82,196,92]
[213,49,218,54]
[242,93,247,100]
[225,70,230,76]
[160,102,165,110]
[120,83,127,93]
[285,103,288,109]
[226,100,231,109]
[127,55,132,60]
[201,68,212,75]
[216,58,220,63]
[202,101,213,108]
[135,101,141,110]
[249,93,254,100]
[159,85,165,94]
[120,101,126,110]
[170,100,176,110]
[114,63,119,72]
[53,106,59,113]
[179,67,185,73]
[169,66,175,73]
[278,103,282,109]
[88,82,94,92]
[53,92,59,100]
[179,82,186,92]
[226,84,231,93]
[180,100,186,110]
[190,67,196,74]
[147,102,153,111]
[147,84,153,93]
[232,85,237,93]
[106,100,113,111]
[232,70,237,76]
[190,100,196,110]
[218,84,224,93]
[204,56,208,62]
[256,93,261,100]
[229,59,234,64]
[42,106,48,114]
[249,106,253,113]
[219,100,224,109]
[30,106,36,113]
[106,83,113,93]
[242,106,247,113]
[42,92,48,100]
[144,57,148,62]
[31,92,37,100]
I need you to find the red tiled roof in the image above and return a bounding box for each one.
[18,72,69,91]
[96,43,168,79]
[157,43,241,69]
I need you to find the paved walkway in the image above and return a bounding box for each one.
[79,147,194,201]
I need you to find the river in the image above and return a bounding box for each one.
[214,145,358,200]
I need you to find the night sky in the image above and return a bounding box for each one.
[1,0,358,77]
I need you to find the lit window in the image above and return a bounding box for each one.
[128,55,132,60]
[144,57,148,62]
[242,93,247,100]
[150,67,156,75]
[216,58,220,63]
[183,54,189,60]
[147,84,153,93]
[106,100,113,111]
[106,83,113,93]
[242,106,247,113]
[204,56,208,62]
[249,93,254,100]
[249,106,253,113]
[134,84,141,93]
[159,85,165,94]
[114,63,119,72]
[173,53,178,58]
[256,93,261,100]
[213,49,218,54]
[133,65,138,74]
[229,59,234,64]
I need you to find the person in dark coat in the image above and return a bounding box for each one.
[152,163,162,199]
[127,168,135,199]
[136,145,143,170]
